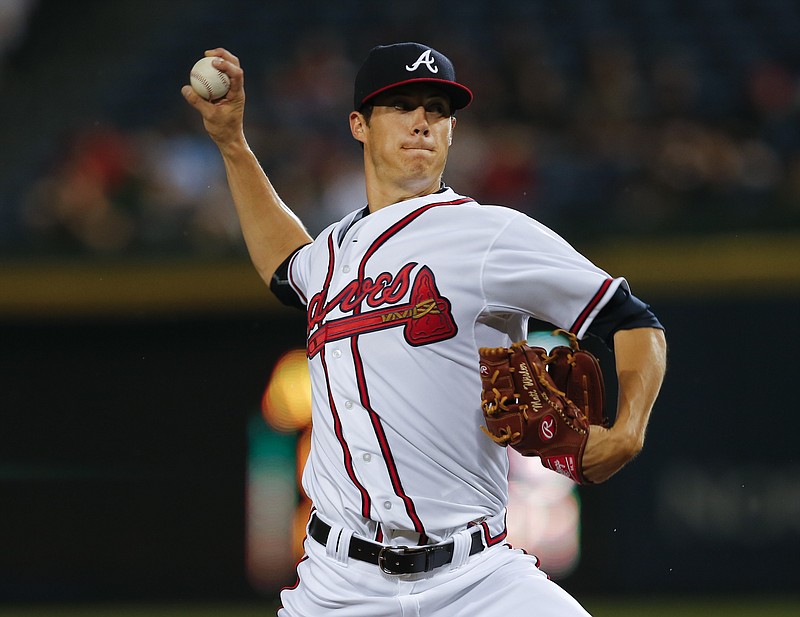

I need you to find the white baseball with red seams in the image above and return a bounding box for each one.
[284,187,625,551]
[189,56,230,100]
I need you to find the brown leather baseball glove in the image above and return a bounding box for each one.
[478,331,606,484]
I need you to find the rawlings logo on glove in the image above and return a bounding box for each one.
[478,331,606,484]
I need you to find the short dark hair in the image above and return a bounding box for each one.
[360,103,374,124]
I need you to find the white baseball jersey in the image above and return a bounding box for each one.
[284,187,625,546]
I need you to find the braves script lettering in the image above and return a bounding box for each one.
[307,262,417,333]
[306,264,457,357]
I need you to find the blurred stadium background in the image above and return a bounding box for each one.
[1,0,798,614]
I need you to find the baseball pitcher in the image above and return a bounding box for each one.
[183,42,667,616]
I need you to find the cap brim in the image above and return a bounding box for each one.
[358,78,473,111]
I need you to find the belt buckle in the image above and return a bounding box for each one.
[378,545,429,575]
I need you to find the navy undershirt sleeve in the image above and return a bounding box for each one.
[587,285,664,348]
[269,245,310,310]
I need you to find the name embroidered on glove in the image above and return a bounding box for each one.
[478,335,606,485]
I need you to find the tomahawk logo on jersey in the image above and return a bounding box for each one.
[305,262,457,357]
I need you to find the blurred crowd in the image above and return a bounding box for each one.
[5,1,800,257]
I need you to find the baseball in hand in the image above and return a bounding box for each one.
[189,57,230,100]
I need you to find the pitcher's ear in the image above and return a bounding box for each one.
[350,111,366,144]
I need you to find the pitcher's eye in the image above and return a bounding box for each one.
[427,102,450,117]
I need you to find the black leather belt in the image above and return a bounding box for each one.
[308,514,486,575]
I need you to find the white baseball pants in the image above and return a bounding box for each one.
[278,531,591,616]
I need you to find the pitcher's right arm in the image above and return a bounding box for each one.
[181,48,312,284]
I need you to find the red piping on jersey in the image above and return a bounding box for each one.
[320,347,372,519]
[315,234,373,520]
[351,335,425,532]
[570,277,613,335]
[479,516,508,546]
[352,197,473,534]
[362,197,473,264]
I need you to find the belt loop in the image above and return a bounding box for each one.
[448,528,474,572]
[336,528,353,566]
[324,522,350,567]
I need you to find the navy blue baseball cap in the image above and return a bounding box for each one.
[353,42,473,112]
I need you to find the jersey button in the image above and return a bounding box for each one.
[342,265,351,274]
[383,501,392,510]
[344,400,354,410]
[362,453,372,462]
[331,349,342,358]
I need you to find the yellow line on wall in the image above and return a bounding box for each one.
[0,259,279,318]
[588,232,800,296]
[0,232,798,317]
